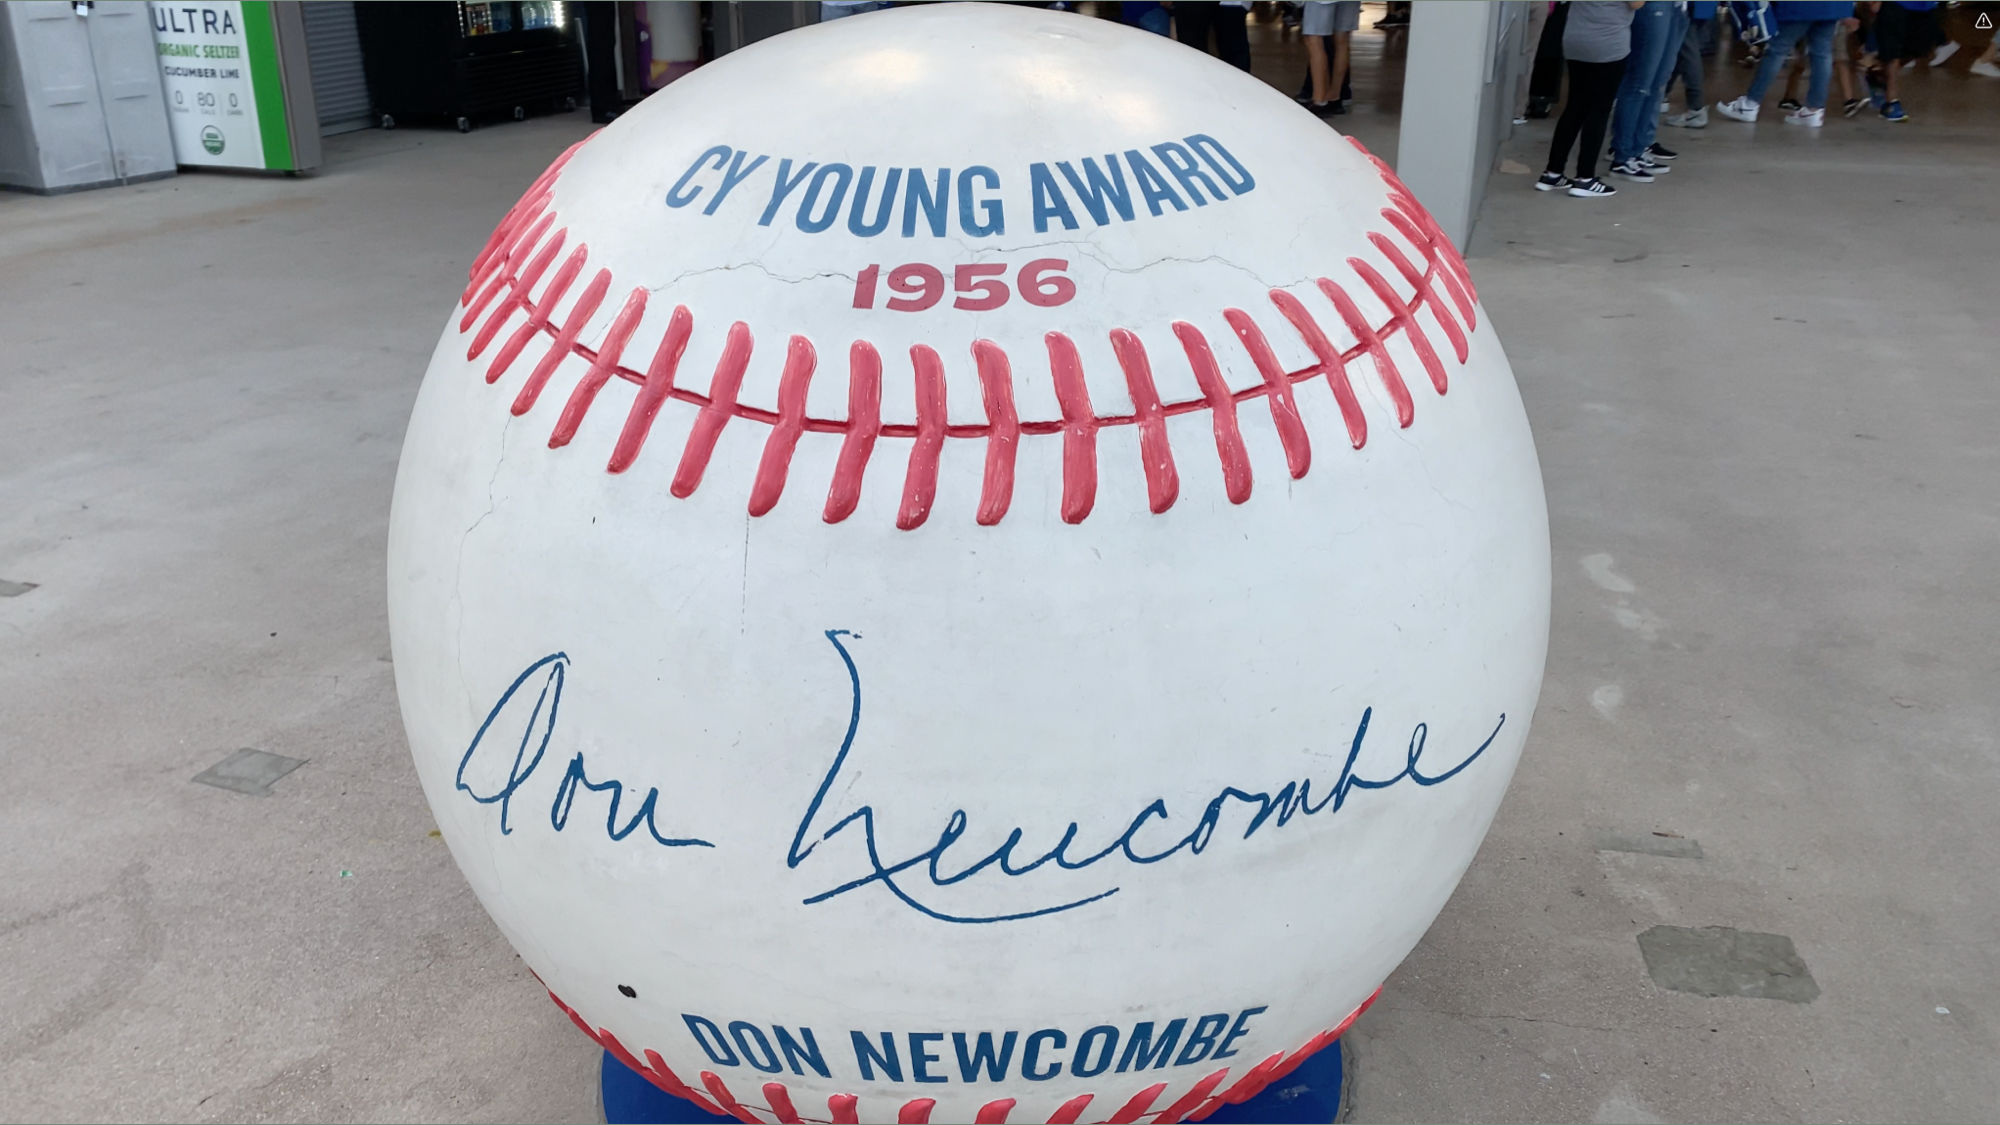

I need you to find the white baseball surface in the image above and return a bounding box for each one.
[388,5,1550,1123]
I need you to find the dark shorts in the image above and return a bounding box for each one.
[1874,4,1938,61]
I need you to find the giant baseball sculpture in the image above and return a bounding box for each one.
[389,5,1550,1123]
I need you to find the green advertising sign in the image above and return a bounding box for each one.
[150,1,296,171]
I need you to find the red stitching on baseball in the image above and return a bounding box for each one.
[515,266,612,417]
[1349,256,1447,396]
[1317,275,1413,429]
[702,1069,761,1123]
[763,1081,804,1124]
[610,304,694,474]
[825,341,882,523]
[673,321,753,499]
[1170,322,1252,505]
[1267,287,1369,449]
[973,338,1020,526]
[470,225,565,365]
[1152,1067,1231,1123]
[1110,328,1181,514]
[545,987,729,1117]
[1046,331,1100,525]
[1347,135,1479,317]
[552,285,648,448]
[464,137,584,306]
[1047,1093,1095,1124]
[465,211,554,333]
[899,1097,938,1123]
[1366,230,1467,365]
[900,345,949,530]
[976,1096,1020,1123]
[1104,1081,1169,1123]
[461,136,1476,528]
[749,336,818,516]
[491,242,588,388]
[1221,307,1312,479]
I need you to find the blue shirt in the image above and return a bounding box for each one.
[1773,1,1854,20]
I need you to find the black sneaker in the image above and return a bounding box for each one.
[1568,177,1617,198]
[1842,97,1866,117]
[1645,143,1679,161]
[1779,98,1803,110]
[1535,171,1570,192]
[1609,159,1655,182]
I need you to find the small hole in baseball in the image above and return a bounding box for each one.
[618,984,637,998]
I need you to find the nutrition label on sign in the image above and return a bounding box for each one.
[150,0,267,169]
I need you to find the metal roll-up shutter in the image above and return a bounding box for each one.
[301,0,373,134]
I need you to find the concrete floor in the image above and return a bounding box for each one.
[4,16,1999,1125]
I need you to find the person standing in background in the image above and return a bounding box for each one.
[1301,1,1360,115]
[1302,1,1339,114]
[1835,11,1869,116]
[1869,1,1940,120]
[1174,1,1253,71]
[1216,0,1253,71]
[577,1,624,124]
[1927,14,1959,67]
[1778,12,1864,115]
[1327,2,1361,110]
[1122,0,1173,36]
[1607,1,1687,181]
[1664,0,1718,126]
[1526,2,1573,119]
[1714,1,1852,126]
[1540,0,1641,198]
[1970,36,2000,79]
[1513,2,1556,125]
[819,0,885,19]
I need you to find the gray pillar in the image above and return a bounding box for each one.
[1396,1,1532,248]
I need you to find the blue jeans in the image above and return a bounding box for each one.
[1670,18,1710,110]
[1610,1,1687,163]
[1746,20,1838,109]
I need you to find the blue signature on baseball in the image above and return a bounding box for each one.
[454,653,715,849]
[455,631,1503,924]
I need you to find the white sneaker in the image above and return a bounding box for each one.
[1932,40,1960,66]
[1783,106,1825,127]
[1715,96,1760,123]
[1659,99,1671,113]
[1971,60,2000,78]
[1665,106,1709,128]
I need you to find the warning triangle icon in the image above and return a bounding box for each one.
[1979,11,1994,28]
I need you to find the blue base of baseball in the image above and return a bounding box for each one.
[600,1044,1346,1124]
